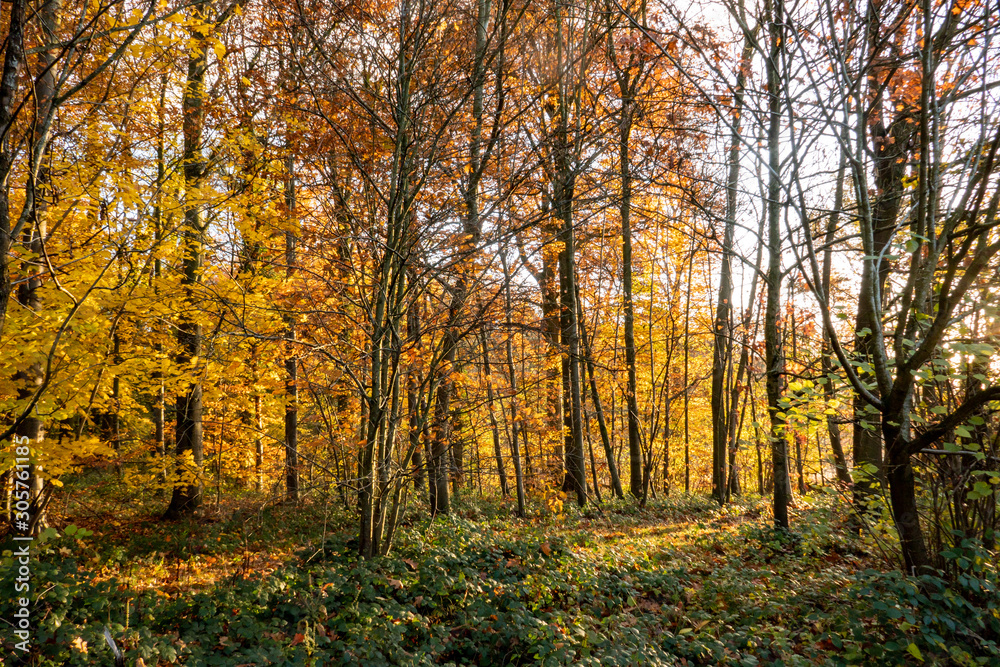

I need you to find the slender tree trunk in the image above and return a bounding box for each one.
[710,213,733,504]
[823,127,852,485]
[359,0,419,554]
[552,5,586,507]
[577,288,624,498]
[585,407,602,503]
[430,0,495,502]
[683,243,693,494]
[16,214,45,528]
[764,0,790,529]
[480,329,508,496]
[726,340,750,501]
[538,222,565,483]
[711,19,755,504]
[165,6,209,517]
[0,0,26,336]
[619,99,642,501]
[164,0,216,519]
[557,202,586,506]
[662,355,671,496]
[851,0,917,503]
[16,0,64,532]
[501,251,527,516]
[718,5,756,504]
[789,303,806,495]
[284,154,299,502]
[152,71,167,475]
[406,301,428,505]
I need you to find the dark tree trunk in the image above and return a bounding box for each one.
[852,1,917,503]
[284,155,299,503]
[578,296,624,498]
[406,302,428,505]
[886,445,931,573]
[823,126,852,486]
[500,251,527,517]
[765,0,790,530]
[166,1,210,519]
[152,71,168,476]
[619,100,642,500]
[480,329,508,496]
[557,199,586,506]
[711,22,755,504]
[0,0,26,336]
[431,343,454,514]
[683,245,693,493]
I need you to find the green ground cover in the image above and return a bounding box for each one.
[2,492,997,665]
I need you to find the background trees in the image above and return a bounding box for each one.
[1,0,998,580]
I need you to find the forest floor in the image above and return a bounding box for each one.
[2,480,998,666]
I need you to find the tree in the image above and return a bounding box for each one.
[763,0,791,530]
[711,4,756,505]
[604,0,655,500]
[776,0,1000,571]
[165,0,246,519]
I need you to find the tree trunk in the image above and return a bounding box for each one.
[152,71,168,477]
[886,445,931,573]
[166,2,210,519]
[501,251,527,516]
[578,301,624,498]
[406,302,428,505]
[284,155,299,503]
[551,3,586,507]
[683,244,693,493]
[15,0,62,532]
[557,202,586,506]
[431,346,454,514]
[765,0,790,530]
[714,0,756,508]
[619,97,642,500]
[0,0,26,334]
[480,329,508,496]
[823,126,852,486]
[851,0,918,503]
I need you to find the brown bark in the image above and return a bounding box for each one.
[765,0,790,530]
[166,0,210,519]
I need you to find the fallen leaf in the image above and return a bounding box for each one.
[70,636,88,654]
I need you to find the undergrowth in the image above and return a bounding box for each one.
[2,492,997,665]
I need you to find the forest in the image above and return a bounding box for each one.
[1,0,999,663]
